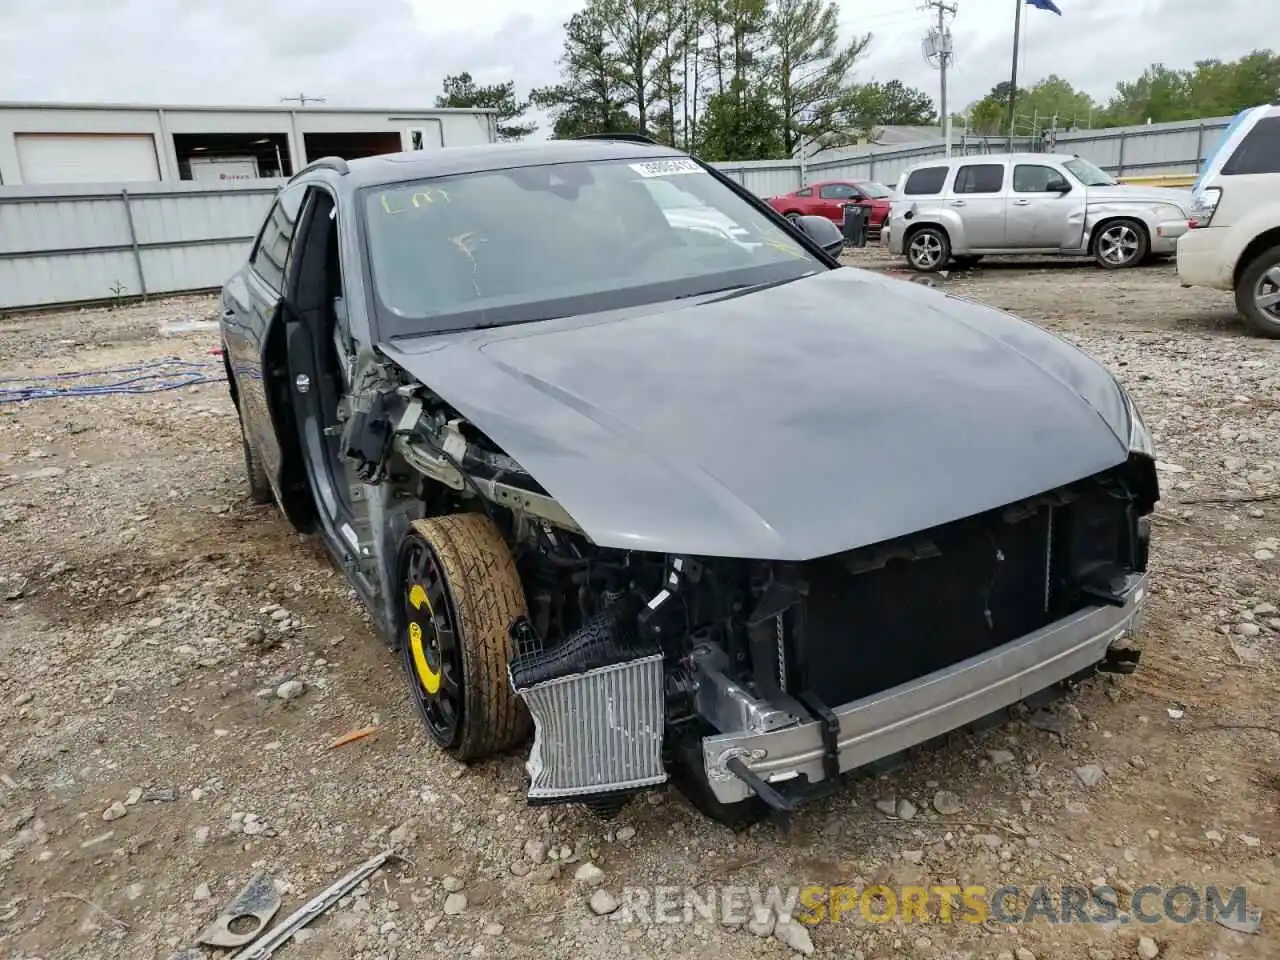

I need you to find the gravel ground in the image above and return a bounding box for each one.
[1,257,1277,960]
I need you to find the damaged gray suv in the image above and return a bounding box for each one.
[219,136,1157,825]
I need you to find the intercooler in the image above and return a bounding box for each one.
[509,605,668,800]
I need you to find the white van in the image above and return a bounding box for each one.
[1177,104,1280,338]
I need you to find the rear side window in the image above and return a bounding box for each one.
[954,164,1005,194]
[251,185,306,292]
[795,187,813,197]
[903,166,948,195]
[1222,116,1280,175]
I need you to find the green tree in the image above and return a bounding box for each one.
[766,0,871,153]
[1018,75,1097,127]
[1103,63,1194,125]
[696,78,785,160]
[435,72,536,141]
[1185,51,1280,117]
[597,0,673,134]
[530,7,634,138]
[841,79,935,134]
[963,81,1015,135]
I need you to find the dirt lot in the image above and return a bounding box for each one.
[1,256,1277,960]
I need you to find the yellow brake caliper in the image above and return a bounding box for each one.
[408,583,442,694]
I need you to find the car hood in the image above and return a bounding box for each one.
[1087,184,1192,212]
[380,268,1131,560]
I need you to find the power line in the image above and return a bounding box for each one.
[921,1,956,155]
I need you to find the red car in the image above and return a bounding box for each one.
[767,179,893,230]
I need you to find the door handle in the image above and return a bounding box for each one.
[1013,199,1031,206]
[949,200,966,207]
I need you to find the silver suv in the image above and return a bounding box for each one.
[886,153,1192,272]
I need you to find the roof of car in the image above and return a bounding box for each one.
[906,152,1083,169]
[315,139,686,188]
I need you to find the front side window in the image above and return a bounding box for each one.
[362,157,823,337]
[819,183,858,200]
[954,164,1005,194]
[1222,116,1280,175]
[903,166,948,195]
[250,184,306,293]
[1013,164,1070,193]
[1063,157,1116,186]
[858,181,892,198]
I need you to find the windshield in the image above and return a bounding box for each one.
[362,157,822,336]
[1063,157,1116,186]
[859,181,892,198]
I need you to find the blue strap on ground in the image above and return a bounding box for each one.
[0,356,226,404]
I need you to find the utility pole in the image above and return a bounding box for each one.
[1007,0,1021,150]
[921,2,956,156]
[280,93,327,106]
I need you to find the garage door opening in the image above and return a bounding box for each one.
[173,133,292,181]
[303,131,403,162]
[15,133,160,184]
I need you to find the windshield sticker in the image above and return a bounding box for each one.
[629,157,702,178]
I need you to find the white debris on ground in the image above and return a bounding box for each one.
[0,264,1275,959]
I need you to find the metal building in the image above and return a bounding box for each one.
[0,101,498,186]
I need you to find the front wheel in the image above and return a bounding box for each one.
[1093,219,1148,269]
[1235,245,1280,339]
[398,514,531,760]
[905,226,950,272]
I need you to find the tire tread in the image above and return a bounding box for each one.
[408,514,531,759]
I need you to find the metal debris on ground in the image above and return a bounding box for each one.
[198,872,282,948]
[229,851,401,960]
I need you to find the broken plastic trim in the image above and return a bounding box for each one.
[394,435,583,533]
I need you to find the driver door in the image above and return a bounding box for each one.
[1005,163,1087,250]
[817,182,859,221]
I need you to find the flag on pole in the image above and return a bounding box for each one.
[1026,0,1062,13]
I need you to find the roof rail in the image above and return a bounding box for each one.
[571,132,660,145]
[289,155,350,181]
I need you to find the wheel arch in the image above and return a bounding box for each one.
[1233,226,1280,288]
[1088,214,1150,253]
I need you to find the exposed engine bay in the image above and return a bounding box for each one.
[333,356,1157,822]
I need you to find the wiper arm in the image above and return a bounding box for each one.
[700,273,812,304]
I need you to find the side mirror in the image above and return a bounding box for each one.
[790,214,844,257]
[1051,180,1072,194]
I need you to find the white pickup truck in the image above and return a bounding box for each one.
[1177,104,1280,338]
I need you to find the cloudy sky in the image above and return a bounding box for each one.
[0,0,1263,132]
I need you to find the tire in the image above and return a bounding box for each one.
[1235,244,1280,339]
[398,514,531,760]
[1092,219,1148,269]
[905,226,950,272]
[237,405,274,505]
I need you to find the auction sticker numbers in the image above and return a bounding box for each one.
[629,157,702,178]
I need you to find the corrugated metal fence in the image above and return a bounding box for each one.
[0,115,1232,313]
[714,115,1233,197]
[0,180,277,312]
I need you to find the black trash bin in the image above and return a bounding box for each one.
[842,202,869,247]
